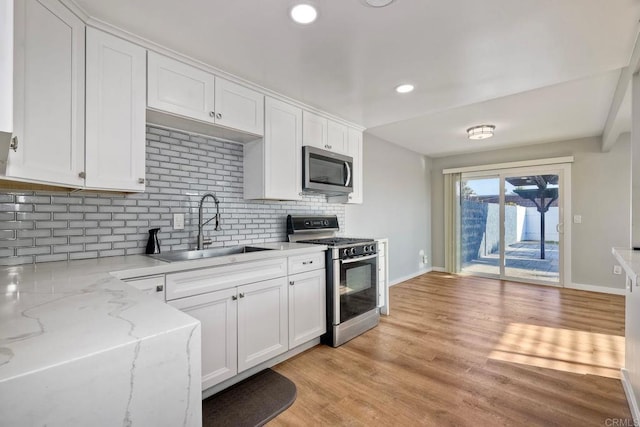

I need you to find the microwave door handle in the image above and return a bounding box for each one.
[345,162,352,187]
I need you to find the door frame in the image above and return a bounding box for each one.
[459,163,572,287]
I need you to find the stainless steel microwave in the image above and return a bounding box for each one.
[302,146,353,195]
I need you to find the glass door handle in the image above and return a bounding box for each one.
[556,223,563,233]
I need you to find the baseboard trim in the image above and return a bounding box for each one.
[565,282,625,296]
[621,368,640,425]
[389,268,430,287]
[432,266,446,272]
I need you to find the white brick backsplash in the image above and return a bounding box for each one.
[0,125,345,265]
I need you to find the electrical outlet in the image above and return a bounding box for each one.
[613,265,622,275]
[173,213,185,230]
[423,255,429,264]
[573,215,582,224]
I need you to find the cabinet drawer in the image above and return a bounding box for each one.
[288,252,325,275]
[166,257,287,301]
[124,275,166,301]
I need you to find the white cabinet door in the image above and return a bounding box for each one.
[244,97,302,200]
[237,277,288,372]
[327,120,348,154]
[169,287,238,390]
[85,28,146,192]
[214,77,264,136]
[302,110,327,150]
[147,51,215,124]
[345,128,363,204]
[0,0,12,147]
[288,269,326,348]
[9,0,85,186]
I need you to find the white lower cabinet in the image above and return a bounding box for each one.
[237,277,289,372]
[166,257,294,391]
[288,269,326,348]
[169,287,238,390]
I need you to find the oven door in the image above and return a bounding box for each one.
[336,253,378,324]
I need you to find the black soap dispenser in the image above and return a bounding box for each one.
[146,228,161,254]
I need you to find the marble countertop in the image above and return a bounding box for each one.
[0,242,325,384]
[613,247,640,281]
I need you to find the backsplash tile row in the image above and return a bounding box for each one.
[0,125,346,266]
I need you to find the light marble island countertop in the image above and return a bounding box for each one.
[0,242,325,426]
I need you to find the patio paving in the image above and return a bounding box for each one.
[462,241,559,283]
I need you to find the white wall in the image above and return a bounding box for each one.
[431,136,631,290]
[346,133,431,285]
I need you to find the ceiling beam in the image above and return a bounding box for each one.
[602,29,640,152]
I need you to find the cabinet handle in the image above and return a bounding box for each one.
[209,111,215,117]
[289,281,295,286]
[9,136,18,152]
[239,292,245,298]
[156,285,164,292]
[216,113,222,120]
[138,178,145,184]
[302,261,313,265]
[78,171,86,179]
[328,145,332,149]
[232,295,238,301]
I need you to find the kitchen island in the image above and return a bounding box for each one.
[612,247,640,423]
[0,242,324,426]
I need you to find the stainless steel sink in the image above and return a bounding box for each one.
[148,246,271,263]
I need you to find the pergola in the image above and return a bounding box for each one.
[506,175,558,260]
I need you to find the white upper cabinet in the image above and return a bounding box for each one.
[0,0,12,149]
[303,110,348,154]
[327,120,348,154]
[8,0,85,187]
[147,51,215,124]
[302,111,328,150]
[244,97,302,201]
[214,77,264,136]
[147,52,264,136]
[85,28,146,192]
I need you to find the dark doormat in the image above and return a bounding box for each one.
[202,369,297,427]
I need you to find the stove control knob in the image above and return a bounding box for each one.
[343,249,349,257]
[368,245,374,252]
[350,247,356,255]
[323,220,329,226]
[363,245,369,253]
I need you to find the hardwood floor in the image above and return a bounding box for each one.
[269,272,631,426]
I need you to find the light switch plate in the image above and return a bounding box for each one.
[573,215,582,224]
[173,213,185,230]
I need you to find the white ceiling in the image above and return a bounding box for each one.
[72,0,640,156]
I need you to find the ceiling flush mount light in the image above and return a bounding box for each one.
[395,84,414,94]
[362,0,396,7]
[290,4,317,24]
[467,124,496,140]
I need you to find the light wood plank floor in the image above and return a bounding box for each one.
[270,272,632,426]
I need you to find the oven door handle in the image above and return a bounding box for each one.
[340,254,378,264]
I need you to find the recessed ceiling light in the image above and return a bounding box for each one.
[467,125,496,140]
[395,84,414,94]
[290,4,317,24]
[362,0,395,7]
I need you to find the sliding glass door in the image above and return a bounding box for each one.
[459,164,569,286]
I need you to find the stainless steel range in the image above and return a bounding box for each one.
[287,215,379,347]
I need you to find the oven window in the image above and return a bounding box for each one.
[339,258,377,323]
[309,155,347,186]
